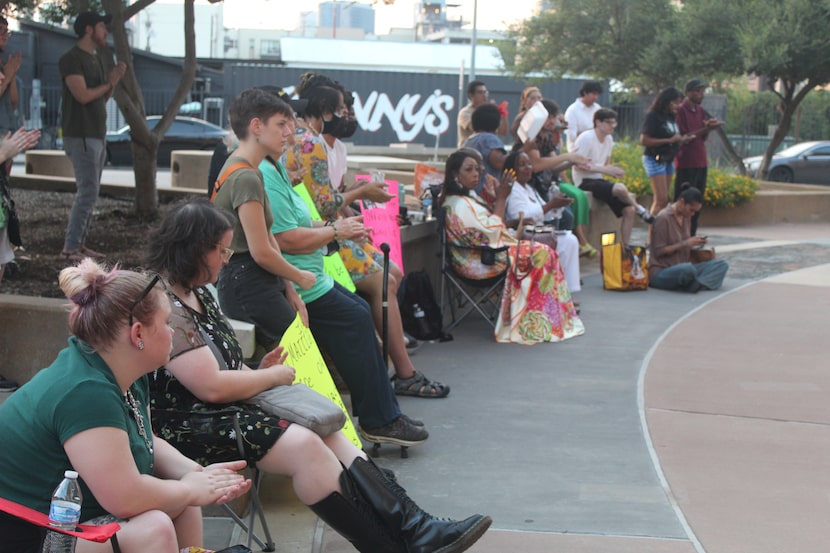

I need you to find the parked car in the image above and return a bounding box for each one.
[106,115,227,167]
[743,141,830,184]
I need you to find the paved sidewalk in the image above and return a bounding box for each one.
[212,222,830,553]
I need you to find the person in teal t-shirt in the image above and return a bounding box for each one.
[260,155,431,446]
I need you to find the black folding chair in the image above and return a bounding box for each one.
[153,407,275,552]
[436,207,509,331]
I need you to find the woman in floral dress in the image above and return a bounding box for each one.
[438,149,585,345]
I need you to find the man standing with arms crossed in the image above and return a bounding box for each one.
[674,79,723,236]
[59,11,126,261]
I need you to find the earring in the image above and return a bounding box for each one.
[137,341,145,350]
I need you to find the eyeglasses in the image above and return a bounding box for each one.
[475,89,489,96]
[128,273,161,327]
[603,120,618,128]
[218,245,234,262]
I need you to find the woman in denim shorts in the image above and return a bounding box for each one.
[640,87,690,217]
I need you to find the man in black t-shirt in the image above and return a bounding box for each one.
[59,11,125,261]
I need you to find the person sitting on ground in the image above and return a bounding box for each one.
[287,81,449,399]
[213,88,428,447]
[503,149,581,297]
[571,108,655,246]
[648,185,729,292]
[146,198,492,553]
[0,260,251,553]
[438,148,584,345]
[510,86,542,143]
[518,99,595,257]
[462,103,507,198]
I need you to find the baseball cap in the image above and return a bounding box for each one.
[685,79,709,92]
[73,11,113,37]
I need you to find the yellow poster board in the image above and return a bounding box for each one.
[278,313,361,447]
[293,184,356,293]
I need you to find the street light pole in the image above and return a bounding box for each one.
[470,0,477,81]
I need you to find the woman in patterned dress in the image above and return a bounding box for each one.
[438,149,585,345]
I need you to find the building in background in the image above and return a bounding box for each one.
[318,1,375,37]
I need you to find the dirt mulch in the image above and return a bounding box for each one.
[2,189,170,297]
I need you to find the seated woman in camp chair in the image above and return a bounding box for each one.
[438,148,585,345]
[0,259,251,553]
[146,198,491,553]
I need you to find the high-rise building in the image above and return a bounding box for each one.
[318,1,375,35]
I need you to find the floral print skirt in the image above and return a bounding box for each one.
[152,404,290,467]
[495,241,585,345]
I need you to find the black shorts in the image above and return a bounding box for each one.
[579,178,628,218]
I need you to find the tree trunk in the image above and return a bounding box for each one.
[131,137,159,214]
[758,80,813,180]
[101,0,198,216]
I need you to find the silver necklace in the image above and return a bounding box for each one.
[125,389,154,455]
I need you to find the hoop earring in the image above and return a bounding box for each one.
[137,341,145,350]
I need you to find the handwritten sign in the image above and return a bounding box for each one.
[279,314,361,447]
[293,184,356,293]
[356,175,404,273]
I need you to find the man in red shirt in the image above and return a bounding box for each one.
[674,79,723,235]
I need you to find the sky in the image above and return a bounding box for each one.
[221,0,539,35]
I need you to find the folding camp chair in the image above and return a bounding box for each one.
[436,208,509,331]
[153,407,276,552]
[0,496,121,553]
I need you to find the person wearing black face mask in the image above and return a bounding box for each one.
[286,83,452,407]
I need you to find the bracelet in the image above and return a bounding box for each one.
[332,224,338,241]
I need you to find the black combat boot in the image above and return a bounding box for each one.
[309,468,405,553]
[348,457,492,553]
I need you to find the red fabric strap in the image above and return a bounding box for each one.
[0,497,120,543]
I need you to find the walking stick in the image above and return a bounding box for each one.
[380,242,390,366]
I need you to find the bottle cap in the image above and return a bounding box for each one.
[64,470,79,479]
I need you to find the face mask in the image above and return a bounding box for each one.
[335,117,359,139]
[321,113,345,136]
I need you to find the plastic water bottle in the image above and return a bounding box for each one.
[422,196,433,221]
[42,470,83,553]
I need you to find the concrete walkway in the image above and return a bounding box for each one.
[215,222,830,553]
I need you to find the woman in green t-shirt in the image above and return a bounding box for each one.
[0,260,250,553]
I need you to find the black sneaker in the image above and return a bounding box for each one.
[400,413,425,427]
[637,207,656,224]
[0,376,18,391]
[360,416,429,446]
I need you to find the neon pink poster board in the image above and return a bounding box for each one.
[356,175,404,273]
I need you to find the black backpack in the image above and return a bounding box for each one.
[397,270,453,342]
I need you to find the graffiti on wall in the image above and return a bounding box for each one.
[353,89,455,142]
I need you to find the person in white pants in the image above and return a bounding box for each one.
[503,150,581,294]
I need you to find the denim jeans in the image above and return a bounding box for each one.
[305,283,400,428]
[649,259,729,292]
[218,259,400,428]
[63,137,106,251]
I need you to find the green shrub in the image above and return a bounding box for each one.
[610,140,759,208]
